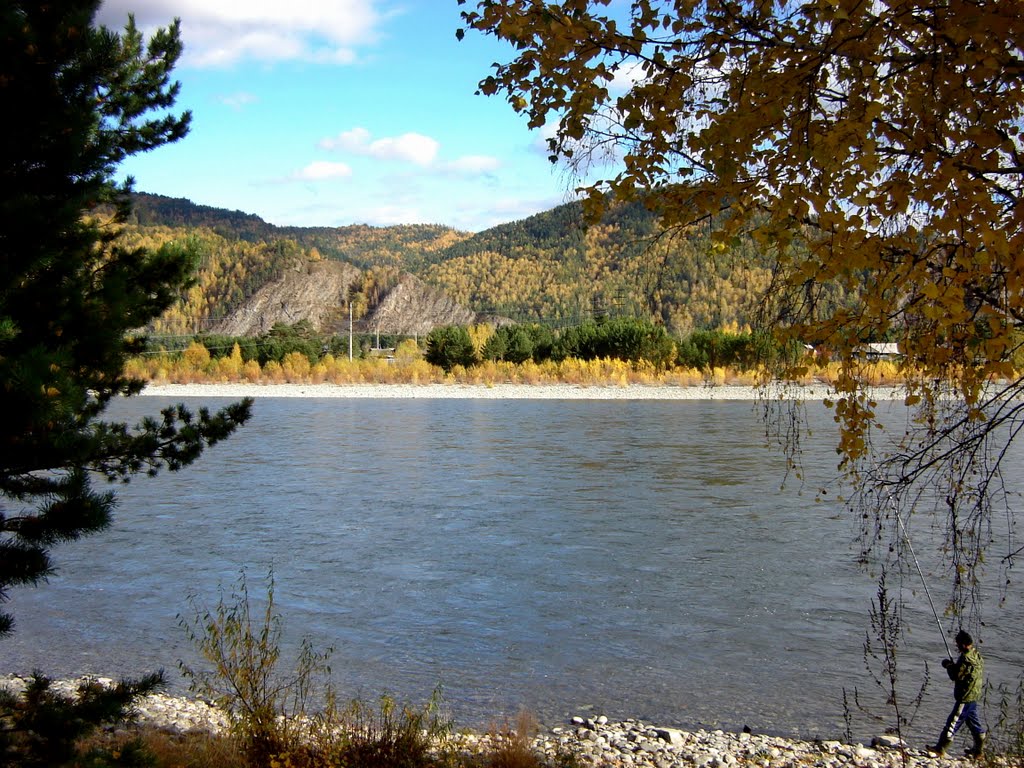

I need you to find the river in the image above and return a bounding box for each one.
[3,395,1021,743]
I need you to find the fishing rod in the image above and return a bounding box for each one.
[888,495,954,660]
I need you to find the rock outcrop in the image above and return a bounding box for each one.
[211,262,509,338]
[363,274,476,335]
[210,259,360,336]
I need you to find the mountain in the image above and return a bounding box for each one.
[125,194,498,337]
[129,192,275,241]
[126,192,789,338]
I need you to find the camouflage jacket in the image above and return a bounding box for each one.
[947,646,984,703]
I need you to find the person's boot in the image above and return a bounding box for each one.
[929,736,952,757]
[965,732,986,758]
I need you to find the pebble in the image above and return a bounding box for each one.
[1,676,1008,767]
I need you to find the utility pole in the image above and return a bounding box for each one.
[348,303,353,361]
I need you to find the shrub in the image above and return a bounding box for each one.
[467,711,579,768]
[310,691,453,768]
[181,341,212,373]
[986,673,1024,759]
[0,673,164,767]
[394,338,423,365]
[481,711,542,768]
[179,570,458,768]
[178,570,332,767]
[281,351,312,380]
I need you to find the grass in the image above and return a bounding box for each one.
[77,728,241,768]
[63,707,569,768]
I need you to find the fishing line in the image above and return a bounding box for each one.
[885,491,953,660]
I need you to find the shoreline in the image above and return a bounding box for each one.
[139,381,906,401]
[0,677,986,767]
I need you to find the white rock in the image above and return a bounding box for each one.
[655,727,685,746]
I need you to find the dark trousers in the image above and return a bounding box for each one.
[940,700,985,742]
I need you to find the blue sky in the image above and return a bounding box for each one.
[96,1,582,232]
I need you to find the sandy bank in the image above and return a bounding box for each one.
[140,382,905,401]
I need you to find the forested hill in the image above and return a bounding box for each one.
[130,193,470,269]
[419,198,777,331]
[130,193,274,241]
[127,192,786,336]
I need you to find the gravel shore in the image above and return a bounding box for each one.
[2,678,997,767]
[140,382,905,401]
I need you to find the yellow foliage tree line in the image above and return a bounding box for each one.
[126,339,908,389]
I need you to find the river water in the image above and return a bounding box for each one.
[3,396,1022,742]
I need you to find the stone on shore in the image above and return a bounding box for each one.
[1,677,1006,767]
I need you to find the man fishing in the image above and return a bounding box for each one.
[930,630,986,758]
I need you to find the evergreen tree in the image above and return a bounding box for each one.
[425,326,477,372]
[0,2,252,637]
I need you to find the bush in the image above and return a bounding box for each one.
[986,673,1024,759]
[312,691,452,768]
[80,728,241,768]
[0,673,164,767]
[480,711,543,768]
[178,570,332,767]
[179,570,457,768]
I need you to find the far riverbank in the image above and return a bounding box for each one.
[140,381,907,401]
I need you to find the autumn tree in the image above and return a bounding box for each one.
[0,1,252,638]
[461,0,1024,618]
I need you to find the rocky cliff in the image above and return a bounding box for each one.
[210,259,504,337]
[363,274,476,335]
[209,259,361,336]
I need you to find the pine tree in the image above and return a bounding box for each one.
[0,1,252,636]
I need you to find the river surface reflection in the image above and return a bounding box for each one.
[5,396,1022,742]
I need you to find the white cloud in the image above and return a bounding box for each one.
[292,161,353,181]
[530,120,561,157]
[320,127,440,167]
[607,60,646,95]
[319,128,501,178]
[356,204,430,227]
[217,92,258,110]
[442,155,501,176]
[96,0,382,68]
